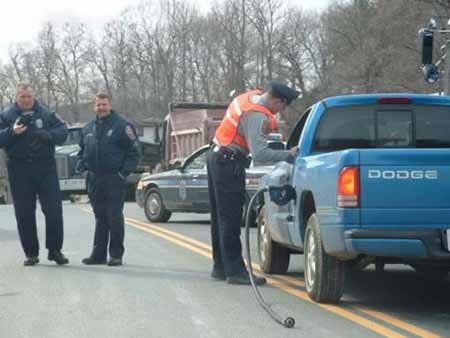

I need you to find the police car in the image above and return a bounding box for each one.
[135,145,276,223]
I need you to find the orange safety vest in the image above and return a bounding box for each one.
[214,90,277,150]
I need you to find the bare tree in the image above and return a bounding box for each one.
[0,0,442,126]
[248,0,284,84]
[38,22,59,109]
[54,22,89,122]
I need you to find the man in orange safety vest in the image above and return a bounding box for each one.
[207,80,299,285]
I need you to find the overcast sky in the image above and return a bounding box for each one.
[0,0,331,61]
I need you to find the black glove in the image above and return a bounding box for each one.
[31,129,52,146]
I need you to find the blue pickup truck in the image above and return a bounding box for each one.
[258,93,450,303]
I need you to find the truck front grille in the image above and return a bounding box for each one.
[55,155,69,179]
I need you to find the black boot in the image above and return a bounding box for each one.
[82,256,107,265]
[227,271,266,285]
[24,256,39,266]
[107,257,123,266]
[210,268,226,281]
[48,251,69,265]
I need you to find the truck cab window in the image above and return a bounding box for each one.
[415,106,450,148]
[376,110,412,147]
[313,107,375,152]
[287,107,313,149]
[63,128,82,146]
[312,104,450,151]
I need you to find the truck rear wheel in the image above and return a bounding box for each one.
[257,206,290,274]
[145,188,172,222]
[304,213,345,303]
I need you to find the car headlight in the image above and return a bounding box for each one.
[246,178,260,186]
[137,181,149,190]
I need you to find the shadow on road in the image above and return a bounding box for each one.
[344,268,450,317]
[280,265,450,326]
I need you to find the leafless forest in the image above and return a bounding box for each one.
[0,0,448,124]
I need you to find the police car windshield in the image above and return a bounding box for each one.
[312,105,450,151]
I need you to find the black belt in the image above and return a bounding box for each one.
[212,144,251,168]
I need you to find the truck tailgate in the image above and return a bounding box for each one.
[359,149,450,226]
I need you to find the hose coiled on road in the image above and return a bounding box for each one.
[244,187,296,329]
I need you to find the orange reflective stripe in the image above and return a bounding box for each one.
[233,133,248,148]
[215,90,277,150]
[232,99,242,116]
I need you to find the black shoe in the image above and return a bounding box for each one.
[82,256,107,265]
[108,258,122,266]
[48,251,69,265]
[210,269,226,281]
[24,256,39,266]
[227,271,266,286]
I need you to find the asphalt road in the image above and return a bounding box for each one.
[0,202,449,338]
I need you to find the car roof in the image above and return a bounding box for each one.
[321,93,450,108]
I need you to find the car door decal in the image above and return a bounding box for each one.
[179,180,187,200]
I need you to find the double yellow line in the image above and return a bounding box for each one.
[122,216,441,338]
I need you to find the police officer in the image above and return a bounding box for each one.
[77,93,140,266]
[0,82,69,266]
[208,81,299,285]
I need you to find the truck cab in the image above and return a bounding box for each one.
[55,125,86,201]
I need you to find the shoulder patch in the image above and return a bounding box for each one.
[125,125,136,140]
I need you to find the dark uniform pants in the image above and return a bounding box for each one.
[88,174,127,259]
[8,159,64,257]
[207,148,247,277]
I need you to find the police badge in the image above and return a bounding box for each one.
[35,118,43,129]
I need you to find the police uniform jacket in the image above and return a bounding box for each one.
[0,101,68,161]
[77,111,140,177]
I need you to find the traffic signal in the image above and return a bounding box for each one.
[420,29,434,65]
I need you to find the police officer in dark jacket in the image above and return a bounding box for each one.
[77,93,140,266]
[0,82,69,266]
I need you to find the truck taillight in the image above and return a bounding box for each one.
[337,167,359,208]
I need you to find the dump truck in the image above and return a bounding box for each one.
[160,103,228,170]
[159,102,289,170]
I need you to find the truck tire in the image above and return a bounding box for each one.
[144,188,172,222]
[257,206,290,274]
[304,213,345,303]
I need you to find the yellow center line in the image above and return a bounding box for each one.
[127,220,211,258]
[127,218,303,281]
[80,208,441,338]
[122,216,408,338]
[275,274,306,287]
[125,217,212,252]
[353,306,442,338]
